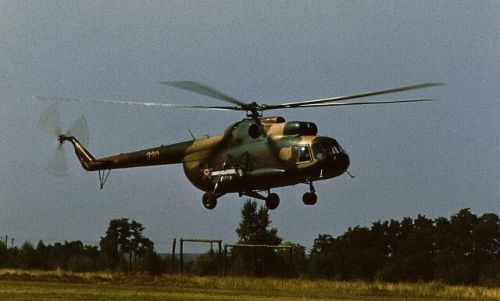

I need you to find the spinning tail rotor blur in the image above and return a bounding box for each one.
[38,103,89,176]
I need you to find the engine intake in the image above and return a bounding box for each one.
[283,121,318,136]
[248,123,262,138]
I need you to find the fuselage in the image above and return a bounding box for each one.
[64,116,349,195]
[181,117,350,194]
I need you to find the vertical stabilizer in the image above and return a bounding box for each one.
[59,135,96,171]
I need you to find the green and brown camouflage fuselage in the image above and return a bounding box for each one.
[61,116,349,196]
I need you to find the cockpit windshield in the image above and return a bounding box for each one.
[312,141,332,159]
[312,140,343,160]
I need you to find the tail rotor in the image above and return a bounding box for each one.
[38,103,89,176]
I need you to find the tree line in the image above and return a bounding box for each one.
[0,202,498,285]
[308,208,499,285]
[191,203,499,286]
[0,218,163,274]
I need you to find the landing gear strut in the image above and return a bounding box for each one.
[242,191,280,210]
[303,180,318,205]
[202,192,217,210]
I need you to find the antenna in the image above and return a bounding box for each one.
[188,129,195,140]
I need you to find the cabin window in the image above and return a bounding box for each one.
[298,145,311,162]
[312,142,333,160]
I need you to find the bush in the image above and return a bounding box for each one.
[189,251,221,276]
[141,250,166,275]
[67,255,98,272]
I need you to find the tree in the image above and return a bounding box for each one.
[129,220,154,265]
[331,225,387,280]
[236,200,282,246]
[231,200,282,276]
[147,249,166,275]
[0,241,15,268]
[99,219,123,269]
[308,234,337,278]
[99,218,155,271]
[380,215,435,282]
[308,209,499,285]
[278,241,306,277]
[435,209,479,284]
[475,213,500,285]
[434,209,500,284]
[17,241,37,268]
[35,241,49,269]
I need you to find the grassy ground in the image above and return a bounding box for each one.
[0,269,498,301]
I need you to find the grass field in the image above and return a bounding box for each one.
[0,269,498,301]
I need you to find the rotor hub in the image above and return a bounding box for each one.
[243,102,263,119]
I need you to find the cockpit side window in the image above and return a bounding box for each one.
[297,145,311,162]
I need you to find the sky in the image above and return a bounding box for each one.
[0,1,499,253]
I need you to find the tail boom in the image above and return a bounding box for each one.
[59,136,212,171]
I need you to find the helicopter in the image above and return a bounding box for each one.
[35,81,442,210]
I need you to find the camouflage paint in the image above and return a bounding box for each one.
[62,116,349,194]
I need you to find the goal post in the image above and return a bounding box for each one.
[178,238,223,276]
[223,243,294,277]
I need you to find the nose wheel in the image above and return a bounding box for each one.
[303,192,317,205]
[202,192,217,210]
[303,179,318,206]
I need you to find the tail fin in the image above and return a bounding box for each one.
[59,135,97,171]
[38,104,95,175]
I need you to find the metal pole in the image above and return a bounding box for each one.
[252,247,256,276]
[218,241,222,276]
[180,239,184,275]
[128,239,132,273]
[4,235,7,247]
[171,238,176,274]
[223,244,227,276]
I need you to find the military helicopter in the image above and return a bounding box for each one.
[35,81,442,210]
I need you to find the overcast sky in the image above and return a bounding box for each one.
[1,1,499,252]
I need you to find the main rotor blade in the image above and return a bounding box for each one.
[263,82,444,110]
[160,81,246,106]
[33,95,240,111]
[289,98,436,108]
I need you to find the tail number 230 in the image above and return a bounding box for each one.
[146,151,160,161]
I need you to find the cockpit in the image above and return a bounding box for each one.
[292,137,350,179]
[312,139,344,160]
[294,138,345,163]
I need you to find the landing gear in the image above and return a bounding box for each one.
[242,191,280,210]
[202,192,217,210]
[265,193,280,210]
[302,192,317,205]
[303,179,318,206]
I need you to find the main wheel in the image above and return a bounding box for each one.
[265,193,280,210]
[302,192,318,205]
[202,192,217,210]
